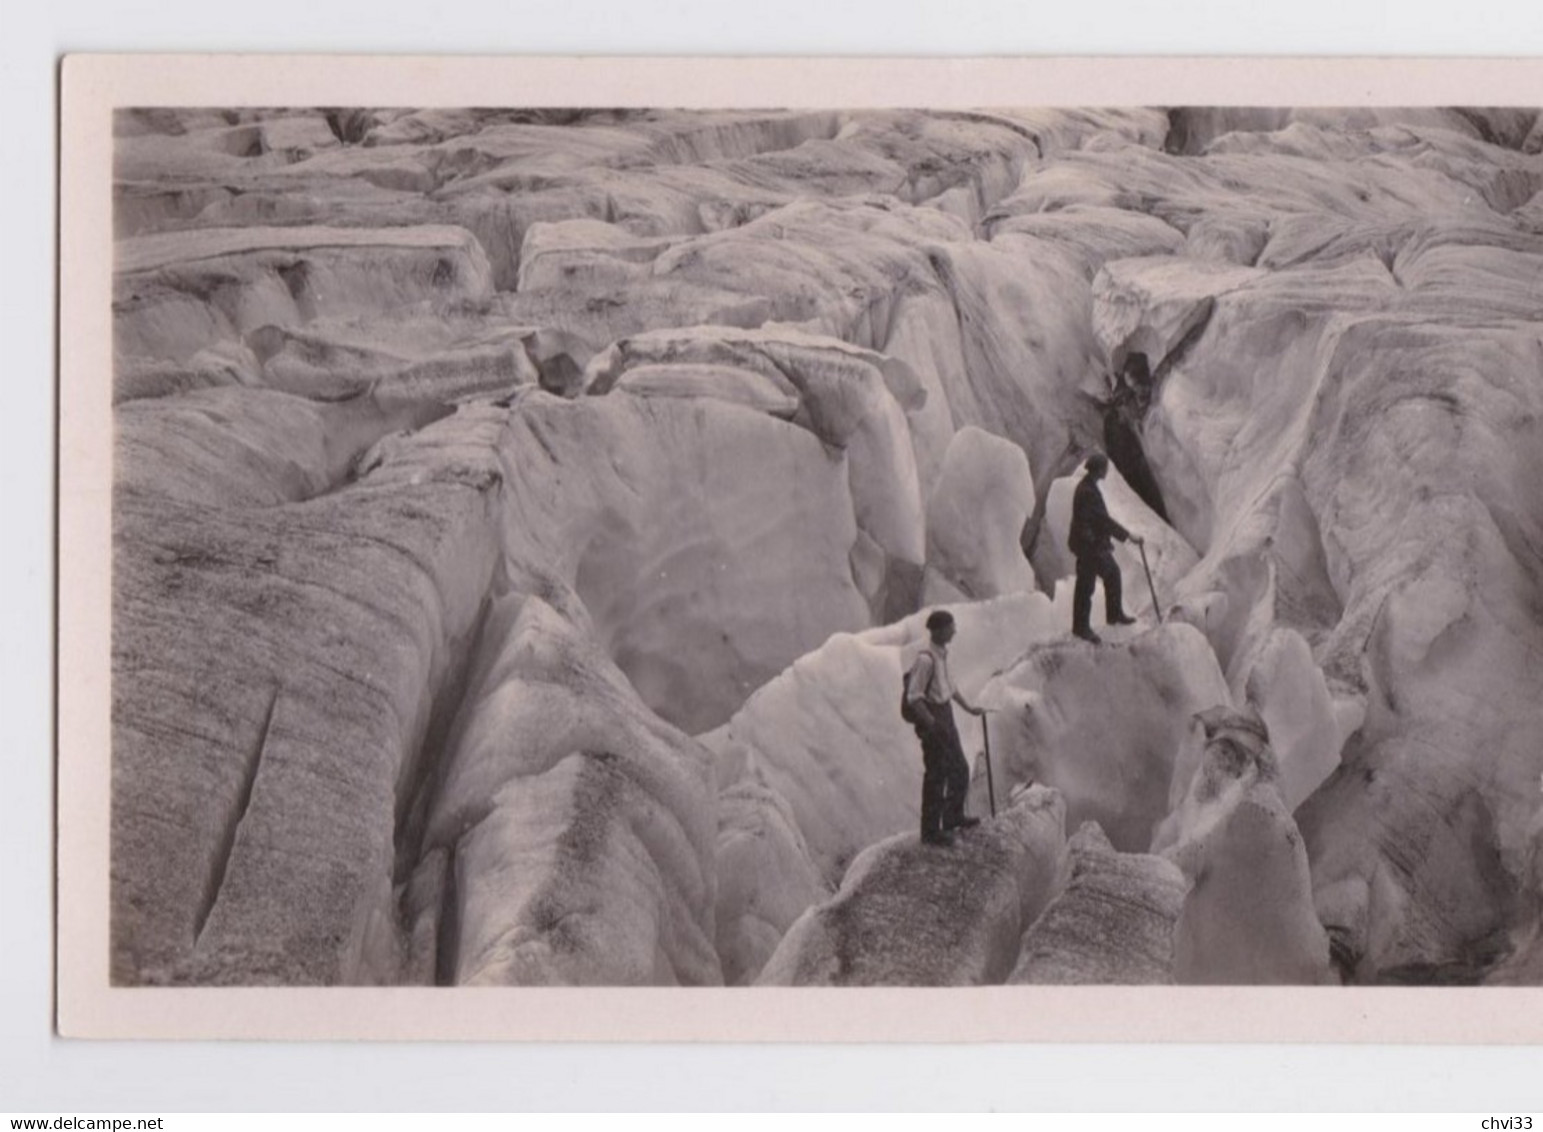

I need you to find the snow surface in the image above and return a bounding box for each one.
[108,105,1543,986]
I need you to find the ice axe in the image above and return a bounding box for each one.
[1138,540,1163,624]
[981,711,997,818]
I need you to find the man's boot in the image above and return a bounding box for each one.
[1073,626,1102,644]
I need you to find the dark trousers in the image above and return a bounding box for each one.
[1072,549,1125,633]
[917,702,970,836]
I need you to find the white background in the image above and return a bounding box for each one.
[7,0,1543,1112]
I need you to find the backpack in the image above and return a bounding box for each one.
[900,652,931,725]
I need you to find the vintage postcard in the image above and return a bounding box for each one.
[58,54,1543,1041]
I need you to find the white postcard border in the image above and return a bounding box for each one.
[58,53,1543,1043]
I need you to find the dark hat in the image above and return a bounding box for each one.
[1085,452,1110,475]
[925,610,956,634]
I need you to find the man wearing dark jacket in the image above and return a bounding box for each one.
[1068,452,1143,644]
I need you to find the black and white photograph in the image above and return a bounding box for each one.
[54,57,1543,1047]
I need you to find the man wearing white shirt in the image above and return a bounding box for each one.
[905,610,986,847]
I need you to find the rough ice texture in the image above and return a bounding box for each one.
[111,105,1543,986]
[924,426,1039,602]
[112,402,507,985]
[583,323,929,622]
[1052,121,1543,982]
[1487,808,1543,985]
[430,596,722,986]
[713,782,831,986]
[756,787,1066,986]
[1155,708,1335,985]
[494,390,873,734]
[114,226,497,365]
[1012,822,1188,984]
[982,622,1232,853]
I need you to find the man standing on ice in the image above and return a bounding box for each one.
[1069,452,1143,645]
[905,610,986,847]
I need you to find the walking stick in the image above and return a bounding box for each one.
[982,712,997,818]
[1138,541,1163,624]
